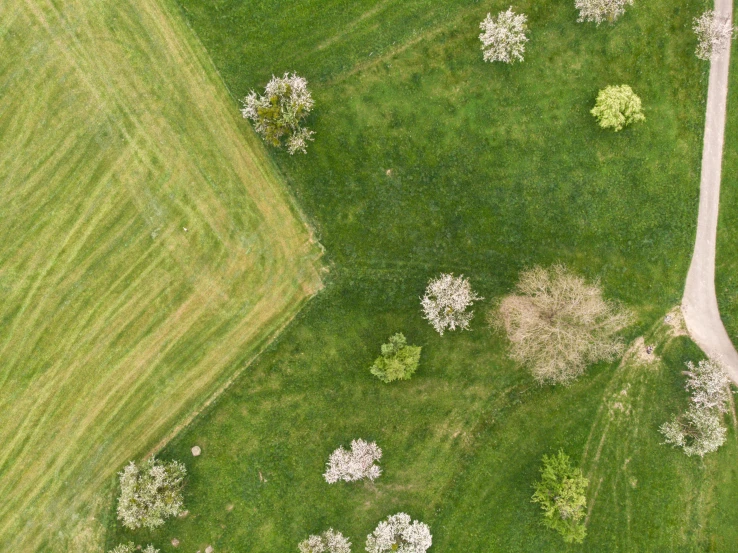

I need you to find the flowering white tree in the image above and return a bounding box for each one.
[109,544,135,553]
[660,360,731,457]
[299,529,352,553]
[479,8,529,64]
[421,273,482,335]
[324,439,382,483]
[366,513,432,553]
[575,0,633,25]
[693,11,734,61]
[117,457,186,530]
[109,544,159,553]
[241,73,315,155]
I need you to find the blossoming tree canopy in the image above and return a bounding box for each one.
[365,513,432,553]
[324,439,382,483]
[241,72,315,155]
[116,457,186,530]
[693,10,734,61]
[299,529,352,553]
[660,359,731,457]
[575,0,634,25]
[421,273,482,335]
[109,544,159,553]
[479,8,529,64]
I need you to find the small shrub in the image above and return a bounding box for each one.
[660,359,731,457]
[479,8,529,64]
[365,513,432,553]
[299,529,352,553]
[496,265,632,385]
[531,450,589,544]
[421,273,482,335]
[693,10,734,61]
[324,439,382,483]
[370,333,421,383]
[591,85,645,131]
[241,73,315,154]
[575,0,633,25]
[117,457,186,530]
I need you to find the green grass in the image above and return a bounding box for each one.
[717,20,738,345]
[175,0,704,312]
[108,288,738,553]
[0,0,322,550]
[101,0,738,551]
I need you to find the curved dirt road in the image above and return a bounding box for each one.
[682,0,738,384]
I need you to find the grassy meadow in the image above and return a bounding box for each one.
[106,0,738,552]
[717,27,738,346]
[0,0,322,550]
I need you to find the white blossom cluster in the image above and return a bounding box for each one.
[299,529,352,553]
[324,439,382,483]
[109,544,135,553]
[693,10,734,61]
[242,73,315,154]
[479,8,529,64]
[575,0,633,25]
[421,273,482,335]
[660,360,731,457]
[116,457,186,530]
[109,544,159,553]
[365,513,432,553]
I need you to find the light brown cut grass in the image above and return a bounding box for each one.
[0,0,322,550]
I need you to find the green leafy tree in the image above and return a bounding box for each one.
[591,85,645,131]
[531,450,589,544]
[370,334,421,383]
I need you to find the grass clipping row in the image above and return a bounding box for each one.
[493,265,633,385]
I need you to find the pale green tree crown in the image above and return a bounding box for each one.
[591,85,645,131]
[531,450,589,543]
[370,333,422,383]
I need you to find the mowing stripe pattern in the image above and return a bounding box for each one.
[0,0,322,550]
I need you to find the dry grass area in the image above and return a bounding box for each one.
[0,0,322,550]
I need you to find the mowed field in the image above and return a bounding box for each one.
[106,0,738,552]
[0,0,322,550]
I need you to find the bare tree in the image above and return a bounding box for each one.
[693,10,734,61]
[575,0,633,25]
[494,265,633,385]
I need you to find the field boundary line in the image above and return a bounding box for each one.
[146,292,317,457]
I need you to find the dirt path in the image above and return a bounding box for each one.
[682,0,738,384]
